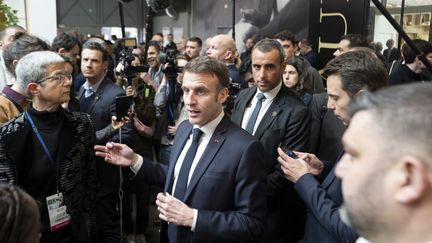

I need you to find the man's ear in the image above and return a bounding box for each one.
[12,59,19,70]
[225,50,233,61]
[27,82,40,97]
[394,156,428,204]
[218,87,229,104]
[58,47,67,55]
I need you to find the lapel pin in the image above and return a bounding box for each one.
[95,96,100,101]
[214,139,219,143]
[272,111,277,117]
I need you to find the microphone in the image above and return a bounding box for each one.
[146,0,171,12]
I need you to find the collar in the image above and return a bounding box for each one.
[83,76,104,92]
[193,110,224,137]
[1,86,28,106]
[257,80,282,100]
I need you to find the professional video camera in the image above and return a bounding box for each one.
[224,81,245,115]
[161,48,181,81]
[118,38,149,85]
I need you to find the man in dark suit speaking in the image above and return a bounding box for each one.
[94,56,267,243]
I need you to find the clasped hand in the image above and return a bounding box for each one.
[156,193,194,227]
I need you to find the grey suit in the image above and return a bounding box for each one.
[231,84,311,243]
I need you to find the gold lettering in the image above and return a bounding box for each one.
[318,2,348,52]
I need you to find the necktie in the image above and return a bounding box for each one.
[245,93,266,134]
[85,88,94,98]
[173,128,203,200]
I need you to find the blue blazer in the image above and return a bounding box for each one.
[135,115,267,243]
[294,155,359,243]
[78,77,133,195]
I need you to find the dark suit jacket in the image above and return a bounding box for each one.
[309,93,346,162]
[383,47,399,64]
[227,64,246,89]
[135,115,267,243]
[294,156,359,243]
[78,77,133,195]
[231,85,311,243]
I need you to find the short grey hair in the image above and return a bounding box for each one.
[349,82,432,164]
[15,51,64,94]
[252,39,285,64]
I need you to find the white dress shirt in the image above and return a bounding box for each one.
[82,76,105,96]
[241,81,282,135]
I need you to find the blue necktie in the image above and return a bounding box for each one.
[173,128,203,200]
[245,93,266,134]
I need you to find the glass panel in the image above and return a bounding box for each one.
[370,0,432,48]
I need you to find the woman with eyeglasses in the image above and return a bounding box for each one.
[0,51,98,243]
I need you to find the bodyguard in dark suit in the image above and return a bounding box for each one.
[95,56,267,243]
[231,39,311,243]
[277,50,388,243]
[79,41,133,242]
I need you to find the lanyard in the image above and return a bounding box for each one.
[25,111,60,193]
[25,112,55,163]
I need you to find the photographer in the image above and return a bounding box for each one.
[154,54,190,165]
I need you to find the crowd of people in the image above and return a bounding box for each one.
[0,23,431,243]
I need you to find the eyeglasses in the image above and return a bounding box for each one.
[36,73,72,84]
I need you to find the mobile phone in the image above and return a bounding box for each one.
[283,146,299,159]
[115,96,131,122]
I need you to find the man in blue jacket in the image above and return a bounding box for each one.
[277,49,388,243]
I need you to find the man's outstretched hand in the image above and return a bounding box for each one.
[95,142,138,167]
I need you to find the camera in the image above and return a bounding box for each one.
[161,48,181,80]
[224,81,244,115]
[118,38,149,85]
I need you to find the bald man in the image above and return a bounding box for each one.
[207,34,245,89]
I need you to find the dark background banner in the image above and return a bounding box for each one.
[191,0,369,63]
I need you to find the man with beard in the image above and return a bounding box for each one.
[231,39,311,243]
[277,49,388,243]
[335,82,432,243]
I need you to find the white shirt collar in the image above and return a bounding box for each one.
[83,76,105,92]
[257,80,282,101]
[193,110,224,137]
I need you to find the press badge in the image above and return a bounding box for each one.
[46,193,71,232]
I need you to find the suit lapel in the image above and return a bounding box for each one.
[86,83,105,113]
[322,151,345,189]
[183,116,228,201]
[164,123,193,193]
[77,86,85,101]
[78,79,106,114]
[232,88,256,125]
[253,87,285,140]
